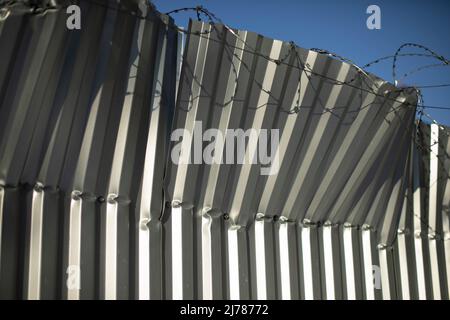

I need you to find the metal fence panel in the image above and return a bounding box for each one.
[1,0,449,300]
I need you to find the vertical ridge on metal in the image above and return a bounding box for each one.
[2,2,450,301]
[165,19,421,300]
[0,0,178,300]
[394,122,450,300]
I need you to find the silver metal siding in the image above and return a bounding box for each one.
[1,2,449,300]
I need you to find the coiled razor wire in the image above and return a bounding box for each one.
[1,0,450,244]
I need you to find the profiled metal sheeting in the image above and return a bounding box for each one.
[165,20,418,299]
[1,2,449,301]
[0,0,179,299]
[390,122,450,300]
[167,20,418,240]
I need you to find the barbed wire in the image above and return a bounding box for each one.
[3,1,449,149]
[3,1,448,117]
[162,4,450,203]
[416,83,450,89]
[167,6,448,184]
[7,0,447,113]
[392,43,450,82]
[171,6,450,110]
[3,0,449,237]
[165,6,450,239]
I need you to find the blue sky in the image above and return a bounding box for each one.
[153,0,450,125]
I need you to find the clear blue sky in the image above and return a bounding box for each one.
[152,0,450,125]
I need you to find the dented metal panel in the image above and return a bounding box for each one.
[165,19,419,299]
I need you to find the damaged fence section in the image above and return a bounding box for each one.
[0,0,449,300]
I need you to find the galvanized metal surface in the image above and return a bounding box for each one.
[0,0,449,300]
[0,0,179,299]
[390,122,450,299]
[165,19,419,300]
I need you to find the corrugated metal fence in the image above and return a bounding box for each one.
[0,0,449,299]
